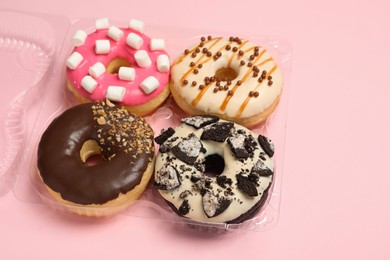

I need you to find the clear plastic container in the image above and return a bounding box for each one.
[1,11,292,232]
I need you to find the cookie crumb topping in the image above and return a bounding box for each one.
[171,133,204,165]
[154,164,181,190]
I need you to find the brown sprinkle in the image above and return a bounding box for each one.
[240,60,246,66]
[191,52,197,58]
[228,90,233,96]
[202,48,208,53]
[268,75,273,80]
[184,49,190,54]
[249,91,254,97]
[268,80,273,86]
[232,47,238,52]
[190,62,195,67]
[238,50,244,56]
[218,85,223,91]
[192,81,197,86]
[229,36,234,41]
[207,52,212,57]
[258,77,263,83]
[213,87,218,93]
[223,85,229,91]
[201,36,206,42]
[195,48,200,53]
[237,80,242,86]
[247,62,253,67]
[253,72,258,77]
[194,69,199,74]
[199,85,204,90]
[226,45,231,50]
[207,35,212,40]
[183,79,189,85]
[254,91,259,97]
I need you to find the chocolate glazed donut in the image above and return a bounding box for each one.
[37,101,154,215]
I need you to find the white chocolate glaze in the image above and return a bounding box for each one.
[154,117,274,223]
[170,37,283,119]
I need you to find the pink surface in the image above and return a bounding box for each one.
[1,0,390,259]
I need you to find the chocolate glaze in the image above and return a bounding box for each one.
[37,102,154,205]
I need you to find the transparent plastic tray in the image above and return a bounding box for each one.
[1,11,292,232]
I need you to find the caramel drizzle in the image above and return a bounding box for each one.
[178,38,223,84]
[171,38,221,70]
[191,82,213,106]
[219,50,267,111]
[235,65,277,117]
[191,41,253,106]
[227,40,249,66]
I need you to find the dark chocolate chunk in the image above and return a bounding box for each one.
[248,172,260,184]
[236,174,258,197]
[171,134,203,165]
[251,159,273,176]
[178,200,190,215]
[154,165,181,190]
[190,174,202,183]
[258,134,275,157]
[202,191,231,218]
[244,134,258,154]
[228,134,250,158]
[181,115,219,129]
[216,175,233,188]
[201,122,234,142]
[155,127,175,145]
[179,190,193,199]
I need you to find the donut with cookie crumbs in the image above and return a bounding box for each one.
[154,115,274,224]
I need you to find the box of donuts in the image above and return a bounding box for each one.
[0,10,292,232]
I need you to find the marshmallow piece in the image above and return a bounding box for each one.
[140,76,159,94]
[126,33,144,49]
[134,50,151,67]
[106,86,126,102]
[150,39,165,51]
[157,54,170,73]
[107,26,124,42]
[129,19,144,33]
[118,67,136,81]
[81,76,97,93]
[95,18,110,29]
[66,52,83,70]
[89,62,106,78]
[95,40,110,54]
[72,30,87,46]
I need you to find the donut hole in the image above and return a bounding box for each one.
[106,57,132,74]
[80,139,104,166]
[204,154,225,177]
[215,67,238,82]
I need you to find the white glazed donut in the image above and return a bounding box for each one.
[66,18,170,116]
[170,36,283,127]
[154,115,275,224]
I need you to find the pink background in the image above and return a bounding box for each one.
[1,0,390,259]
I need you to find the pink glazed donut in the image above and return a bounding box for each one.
[66,18,170,116]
